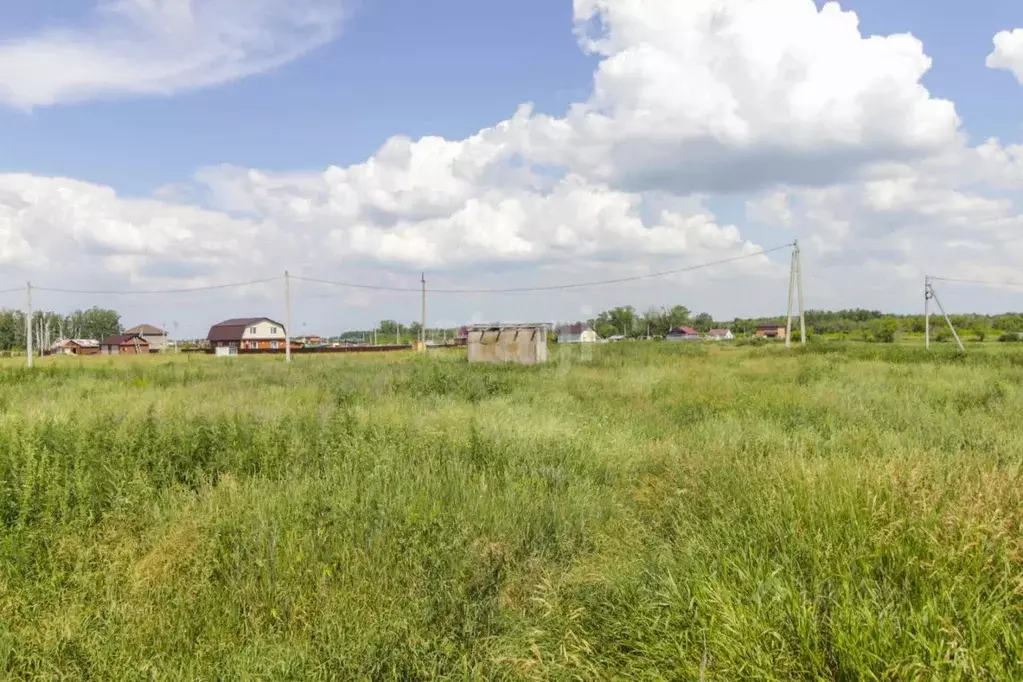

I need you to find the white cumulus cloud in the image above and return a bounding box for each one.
[987,29,1023,83]
[0,0,345,108]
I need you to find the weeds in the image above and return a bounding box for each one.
[0,346,1021,679]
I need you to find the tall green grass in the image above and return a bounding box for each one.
[0,346,1021,679]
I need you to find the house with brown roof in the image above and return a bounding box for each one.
[755,324,787,339]
[666,326,701,341]
[206,317,297,352]
[50,339,101,356]
[123,324,168,352]
[100,334,149,355]
[706,329,734,341]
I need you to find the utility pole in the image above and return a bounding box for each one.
[785,244,796,349]
[924,275,931,349]
[925,278,965,352]
[284,270,293,363]
[795,239,806,346]
[26,281,33,368]
[420,272,427,345]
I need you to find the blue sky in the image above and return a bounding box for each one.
[2,0,1023,334]
[1,0,1018,195]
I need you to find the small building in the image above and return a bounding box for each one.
[123,324,168,352]
[100,334,150,355]
[666,326,701,341]
[51,339,100,356]
[294,335,324,347]
[755,324,787,339]
[706,329,734,341]
[206,317,296,352]
[556,322,599,344]
[467,324,549,365]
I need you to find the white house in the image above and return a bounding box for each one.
[557,322,599,343]
[706,329,734,341]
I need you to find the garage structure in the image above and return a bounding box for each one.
[466,323,549,365]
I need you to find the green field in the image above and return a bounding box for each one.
[1,344,1021,679]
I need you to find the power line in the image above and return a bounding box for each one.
[0,286,25,295]
[34,276,282,294]
[292,244,793,295]
[929,276,1023,288]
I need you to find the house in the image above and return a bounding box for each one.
[467,324,549,365]
[50,339,100,356]
[100,334,150,355]
[123,324,168,352]
[666,326,701,341]
[706,329,734,341]
[294,335,324,347]
[206,317,296,352]
[755,324,787,339]
[556,322,599,344]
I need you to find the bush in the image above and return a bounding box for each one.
[998,332,1023,343]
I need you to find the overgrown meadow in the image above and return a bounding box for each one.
[1,343,1021,680]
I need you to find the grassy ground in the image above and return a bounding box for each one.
[1,343,1021,680]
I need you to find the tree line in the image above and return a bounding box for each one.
[0,308,121,351]
[581,306,1023,341]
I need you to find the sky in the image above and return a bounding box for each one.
[2,0,1023,337]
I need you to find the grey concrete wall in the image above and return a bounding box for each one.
[467,327,547,365]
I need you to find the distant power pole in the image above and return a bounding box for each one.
[785,240,806,348]
[421,272,427,345]
[26,281,33,368]
[284,270,293,364]
[924,275,931,349]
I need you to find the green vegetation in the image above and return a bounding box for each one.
[1,344,1022,679]
[0,307,121,352]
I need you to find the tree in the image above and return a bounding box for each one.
[78,307,121,341]
[664,305,691,330]
[692,312,714,333]
[869,317,899,343]
[378,320,399,336]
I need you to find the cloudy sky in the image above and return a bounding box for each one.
[2,0,1023,336]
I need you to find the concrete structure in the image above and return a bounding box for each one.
[756,324,787,339]
[556,322,599,344]
[706,329,734,341]
[50,339,100,356]
[467,324,549,365]
[123,324,168,352]
[100,334,150,355]
[666,326,701,341]
[207,317,296,351]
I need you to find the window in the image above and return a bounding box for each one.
[271,341,279,350]
[271,327,278,334]
[250,327,257,334]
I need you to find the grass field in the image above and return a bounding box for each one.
[1,343,1022,680]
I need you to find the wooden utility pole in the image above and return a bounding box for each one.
[924,275,931,349]
[421,272,427,345]
[26,281,33,368]
[284,270,293,363]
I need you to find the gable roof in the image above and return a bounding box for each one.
[757,323,786,329]
[557,322,592,335]
[101,334,148,346]
[707,329,731,336]
[124,324,166,336]
[207,317,285,342]
[668,326,700,336]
